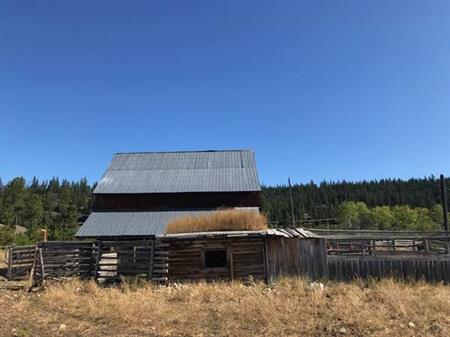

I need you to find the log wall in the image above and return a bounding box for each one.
[165,237,266,282]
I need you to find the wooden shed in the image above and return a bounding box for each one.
[159,228,327,283]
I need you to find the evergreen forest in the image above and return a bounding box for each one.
[0,176,448,246]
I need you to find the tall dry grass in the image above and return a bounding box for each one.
[165,209,268,234]
[0,249,6,268]
[1,278,449,337]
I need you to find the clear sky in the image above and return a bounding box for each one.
[1,0,449,186]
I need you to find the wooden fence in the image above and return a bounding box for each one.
[5,240,169,284]
[313,230,450,283]
[308,229,450,255]
[328,255,450,283]
[32,241,97,281]
[96,240,169,282]
[5,245,36,280]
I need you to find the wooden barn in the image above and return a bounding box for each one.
[76,150,262,239]
[75,150,327,282]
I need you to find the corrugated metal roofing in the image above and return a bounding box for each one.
[161,228,319,240]
[76,208,260,237]
[266,228,319,238]
[94,150,261,194]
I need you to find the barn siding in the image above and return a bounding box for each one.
[265,237,328,282]
[93,192,261,212]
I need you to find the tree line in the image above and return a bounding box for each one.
[261,176,448,227]
[0,175,448,245]
[335,201,444,231]
[0,177,95,245]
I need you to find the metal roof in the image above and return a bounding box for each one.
[76,209,319,239]
[76,208,258,237]
[266,228,319,238]
[161,228,319,240]
[94,150,261,194]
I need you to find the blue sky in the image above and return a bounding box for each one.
[0,0,449,186]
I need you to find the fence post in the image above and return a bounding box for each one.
[424,239,430,253]
[148,240,154,280]
[93,241,102,281]
[28,244,38,289]
[6,247,12,280]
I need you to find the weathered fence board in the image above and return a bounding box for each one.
[265,237,327,282]
[96,240,168,282]
[32,241,97,281]
[328,255,450,283]
[323,232,450,283]
[5,245,36,280]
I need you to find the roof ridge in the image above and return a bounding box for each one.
[114,149,253,155]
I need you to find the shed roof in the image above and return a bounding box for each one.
[75,208,260,237]
[75,209,321,239]
[161,228,318,240]
[94,150,261,194]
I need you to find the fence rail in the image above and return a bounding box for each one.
[317,230,450,283]
[5,240,170,284]
[96,240,169,282]
[306,229,450,256]
[32,241,97,281]
[5,245,36,280]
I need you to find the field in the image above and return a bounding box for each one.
[0,278,449,337]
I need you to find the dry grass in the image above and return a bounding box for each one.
[166,209,268,234]
[0,278,449,337]
[0,249,6,269]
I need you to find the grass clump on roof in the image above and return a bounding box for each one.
[165,209,268,234]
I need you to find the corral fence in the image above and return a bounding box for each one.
[309,229,450,283]
[5,240,169,284]
[32,241,97,281]
[4,245,35,280]
[4,230,450,284]
[96,240,169,282]
[328,255,450,283]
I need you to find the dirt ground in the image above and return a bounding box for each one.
[0,277,449,337]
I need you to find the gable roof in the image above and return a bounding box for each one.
[94,150,261,194]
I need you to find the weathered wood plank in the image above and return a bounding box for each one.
[328,255,450,283]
